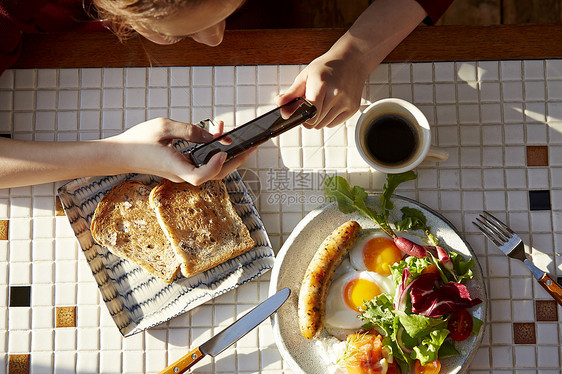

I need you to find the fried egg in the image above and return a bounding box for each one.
[350,230,404,276]
[325,263,394,329]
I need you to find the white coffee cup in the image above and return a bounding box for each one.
[355,98,449,174]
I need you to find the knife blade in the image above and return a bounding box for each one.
[159,287,291,374]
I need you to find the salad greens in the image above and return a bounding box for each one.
[324,172,483,373]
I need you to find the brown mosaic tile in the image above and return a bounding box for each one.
[55,197,66,216]
[526,145,549,166]
[8,354,30,374]
[513,322,536,344]
[0,219,8,240]
[536,300,558,321]
[55,306,76,327]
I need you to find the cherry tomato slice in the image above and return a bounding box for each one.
[414,360,441,374]
[447,308,473,341]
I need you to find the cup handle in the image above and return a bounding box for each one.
[426,147,449,162]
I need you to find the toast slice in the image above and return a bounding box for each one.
[90,180,181,284]
[149,179,255,278]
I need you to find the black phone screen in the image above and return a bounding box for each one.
[188,97,316,167]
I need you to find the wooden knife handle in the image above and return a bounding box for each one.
[538,273,562,306]
[159,347,205,374]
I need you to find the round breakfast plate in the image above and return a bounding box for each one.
[269,195,487,374]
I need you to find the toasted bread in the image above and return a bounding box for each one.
[90,180,181,284]
[149,179,255,278]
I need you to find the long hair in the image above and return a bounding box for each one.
[92,0,204,39]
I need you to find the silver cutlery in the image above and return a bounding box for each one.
[473,211,562,306]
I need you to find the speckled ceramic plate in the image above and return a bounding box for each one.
[58,139,274,336]
[269,195,487,374]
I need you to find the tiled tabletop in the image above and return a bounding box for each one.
[1,60,562,373]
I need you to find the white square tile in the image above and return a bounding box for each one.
[434,84,455,103]
[192,66,213,86]
[457,82,479,103]
[9,307,30,329]
[511,277,533,299]
[103,68,124,87]
[503,81,524,101]
[126,68,147,87]
[236,66,256,85]
[101,110,123,130]
[79,89,101,109]
[77,328,99,350]
[102,88,123,109]
[54,283,76,304]
[31,328,54,352]
[413,84,433,104]
[13,112,33,132]
[37,72,58,92]
[369,83,390,102]
[213,67,234,86]
[504,146,526,167]
[257,85,278,105]
[490,299,512,321]
[435,105,457,125]
[147,87,168,108]
[192,86,212,107]
[214,86,234,106]
[9,262,31,284]
[485,190,506,211]
[55,329,76,351]
[80,68,101,88]
[79,111,100,130]
[501,61,523,80]
[514,345,536,367]
[57,90,78,110]
[57,111,78,131]
[491,322,513,344]
[504,123,524,144]
[77,352,99,373]
[479,81,500,102]
[35,111,56,131]
[537,345,559,367]
[258,65,278,85]
[457,62,478,82]
[58,69,79,88]
[8,330,30,352]
[412,62,432,82]
[9,240,31,262]
[14,90,34,110]
[9,217,31,239]
[169,67,190,87]
[526,102,547,123]
[148,67,168,86]
[434,62,455,82]
[169,107,189,122]
[390,83,412,101]
[483,169,505,189]
[15,70,35,88]
[31,284,53,306]
[236,86,256,105]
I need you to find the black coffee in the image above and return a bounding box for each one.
[366,114,418,165]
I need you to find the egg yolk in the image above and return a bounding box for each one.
[344,278,382,312]
[363,237,403,276]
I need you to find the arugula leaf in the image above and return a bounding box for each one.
[395,206,439,246]
[380,171,417,221]
[449,251,475,283]
[324,176,393,236]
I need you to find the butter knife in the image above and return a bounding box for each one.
[159,287,291,374]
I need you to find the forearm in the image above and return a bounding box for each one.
[328,0,428,78]
[0,138,123,188]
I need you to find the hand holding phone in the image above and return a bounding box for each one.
[188,97,316,167]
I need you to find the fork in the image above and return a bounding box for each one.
[474,211,562,306]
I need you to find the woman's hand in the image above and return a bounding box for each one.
[107,117,252,185]
[276,51,368,130]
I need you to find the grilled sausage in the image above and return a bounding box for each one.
[298,220,362,339]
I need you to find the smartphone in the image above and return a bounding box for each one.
[188,97,317,167]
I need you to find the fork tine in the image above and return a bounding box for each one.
[476,214,510,242]
[482,211,515,235]
[473,217,504,247]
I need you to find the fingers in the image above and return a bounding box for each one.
[159,118,215,144]
[276,72,307,106]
